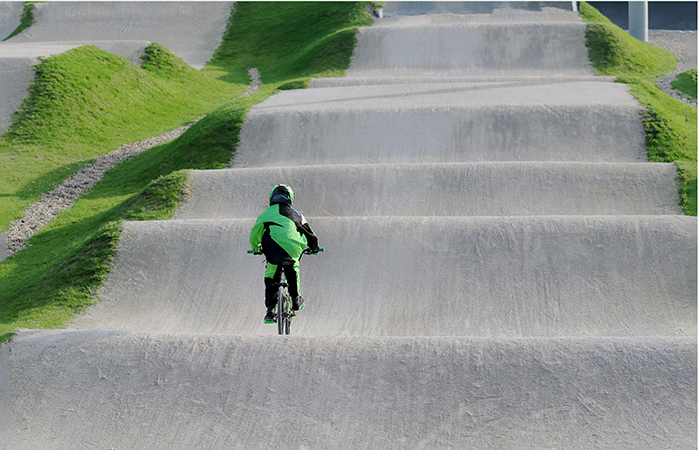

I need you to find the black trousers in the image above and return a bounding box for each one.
[264,263,300,309]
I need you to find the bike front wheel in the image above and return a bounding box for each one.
[277,286,285,335]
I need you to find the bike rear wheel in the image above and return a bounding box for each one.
[285,308,291,335]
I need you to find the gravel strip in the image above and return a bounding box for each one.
[5,121,201,255]
[648,30,697,108]
[242,68,261,97]
[4,68,262,257]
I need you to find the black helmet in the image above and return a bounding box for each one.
[269,184,294,206]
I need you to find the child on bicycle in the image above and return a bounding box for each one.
[250,184,320,323]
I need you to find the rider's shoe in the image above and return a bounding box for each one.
[292,296,305,311]
[264,309,276,323]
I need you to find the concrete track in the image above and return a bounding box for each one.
[0,2,22,41]
[0,1,232,136]
[70,216,695,338]
[5,2,231,69]
[7,330,696,449]
[175,163,683,218]
[235,82,647,166]
[4,3,696,449]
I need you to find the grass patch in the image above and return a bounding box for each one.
[208,1,373,84]
[278,79,311,91]
[671,69,697,100]
[580,2,697,215]
[3,1,39,41]
[0,2,372,342]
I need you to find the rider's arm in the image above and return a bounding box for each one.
[297,214,319,253]
[249,219,264,253]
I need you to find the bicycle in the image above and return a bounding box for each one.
[248,247,324,335]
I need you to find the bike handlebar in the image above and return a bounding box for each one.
[248,248,324,255]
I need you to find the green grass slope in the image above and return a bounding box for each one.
[671,69,697,100]
[0,44,247,231]
[581,2,697,215]
[0,2,372,342]
[209,1,372,84]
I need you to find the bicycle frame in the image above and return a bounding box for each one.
[248,247,324,335]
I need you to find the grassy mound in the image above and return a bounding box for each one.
[581,2,697,215]
[0,44,246,231]
[0,2,373,341]
[209,2,372,84]
[671,69,697,100]
[0,92,268,342]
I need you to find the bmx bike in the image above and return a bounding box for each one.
[248,247,324,335]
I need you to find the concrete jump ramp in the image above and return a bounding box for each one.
[70,216,696,338]
[310,74,616,87]
[5,3,696,448]
[380,2,579,18]
[5,1,232,70]
[235,81,647,167]
[315,3,592,88]
[176,163,683,218]
[0,1,232,136]
[0,2,22,41]
[5,330,696,449]
[346,22,593,78]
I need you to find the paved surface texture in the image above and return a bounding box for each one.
[235,82,647,166]
[70,216,695,338]
[0,2,22,41]
[0,1,232,136]
[7,2,232,69]
[4,2,696,449]
[175,163,683,218]
[6,330,696,449]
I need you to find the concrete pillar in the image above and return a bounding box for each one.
[0,233,7,262]
[628,1,648,42]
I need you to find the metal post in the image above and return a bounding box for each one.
[572,1,577,13]
[628,1,648,43]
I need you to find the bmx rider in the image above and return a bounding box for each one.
[249,184,320,323]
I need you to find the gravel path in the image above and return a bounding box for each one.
[5,122,201,256]
[2,68,261,258]
[649,30,697,108]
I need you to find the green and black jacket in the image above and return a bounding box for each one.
[250,202,319,266]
